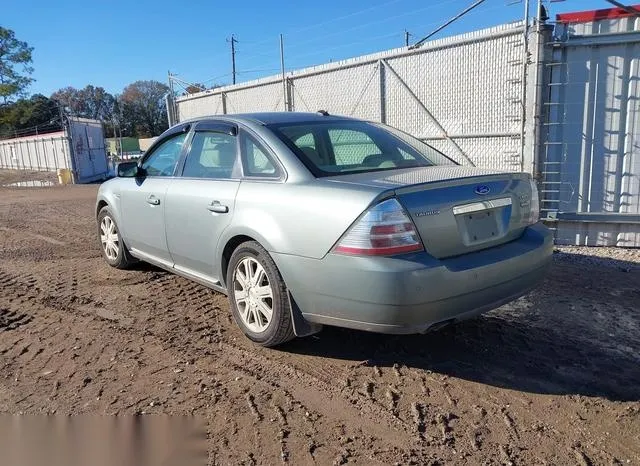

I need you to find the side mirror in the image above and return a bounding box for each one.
[117,161,141,178]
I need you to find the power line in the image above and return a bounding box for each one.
[289,0,406,34]
[170,75,207,91]
[171,68,283,94]
[233,0,465,63]
[279,0,468,52]
[172,0,468,89]
[181,0,520,90]
[237,68,281,74]
[235,0,408,51]
[411,0,487,48]
[246,30,399,68]
[280,5,481,68]
[280,31,407,67]
[202,73,234,84]
[217,0,491,82]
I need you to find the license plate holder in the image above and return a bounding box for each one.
[461,210,500,244]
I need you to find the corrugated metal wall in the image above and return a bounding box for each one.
[0,132,71,171]
[540,16,640,246]
[176,22,528,171]
[68,118,110,183]
[0,118,110,183]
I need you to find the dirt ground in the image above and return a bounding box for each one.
[1,169,639,465]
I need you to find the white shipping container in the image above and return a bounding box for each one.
[0,118,110,183]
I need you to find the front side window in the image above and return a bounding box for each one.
[141,132,187,176]
[270,120,455,177]
[182,131,238,179]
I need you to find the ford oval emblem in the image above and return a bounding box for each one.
[474,185,491,195]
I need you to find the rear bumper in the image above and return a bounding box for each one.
[273,223,553,334]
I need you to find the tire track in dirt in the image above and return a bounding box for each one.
[0,226,65,246]
[0,259,634,464]
[1,257,636,464]
[130,269,414,434]
[0,262,417,463]
[0,308,32,331]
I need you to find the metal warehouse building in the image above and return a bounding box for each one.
[0,117,110,184]
[171,4,640,247]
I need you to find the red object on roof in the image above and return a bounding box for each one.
[557,4,640,24]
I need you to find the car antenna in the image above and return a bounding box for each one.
[317,110,329,116]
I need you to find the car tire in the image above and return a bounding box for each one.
[227,241,295,347]
[97,206,136,269]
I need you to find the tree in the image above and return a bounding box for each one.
[120,80,169,137]
[0,94,59,138]
[51,85,116,121]
[0,27,34,103]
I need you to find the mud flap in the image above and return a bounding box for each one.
[288,292,323,337]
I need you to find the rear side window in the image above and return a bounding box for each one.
[182,131,238,179]
[270,120,454,177]
[240,132,280,178]
[328,129,379,166]
[295,133,316,149]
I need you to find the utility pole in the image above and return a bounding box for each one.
[404,30,411,47]
[228,35,237,84]
[280,34,288,111]
[167,70,174,96]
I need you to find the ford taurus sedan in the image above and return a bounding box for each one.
[96,112,552,347]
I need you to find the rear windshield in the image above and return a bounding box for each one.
[268,120,456,177]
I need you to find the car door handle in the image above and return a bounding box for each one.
[207,201,229,213]
[146,195,160,206]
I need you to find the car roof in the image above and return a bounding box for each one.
[184,112,358,126]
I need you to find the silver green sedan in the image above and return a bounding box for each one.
[96,112,552,347]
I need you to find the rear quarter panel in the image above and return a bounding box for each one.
[221,180,382,260]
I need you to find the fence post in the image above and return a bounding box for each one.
[286,78,294,112]
[288,78,295,111]
[525,22,554,178]
[165,93,177,126]
[379,60,387,124]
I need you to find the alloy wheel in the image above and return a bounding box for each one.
[233,257,274,333]
[100,216,120,261]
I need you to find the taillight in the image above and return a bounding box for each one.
[527,178,540,224]
[333,198,424,256]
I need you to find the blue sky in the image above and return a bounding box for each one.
[5,0,612,96]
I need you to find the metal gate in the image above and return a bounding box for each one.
[67,118,110,183]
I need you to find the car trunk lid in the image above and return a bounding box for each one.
[326,166,534,259]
